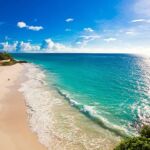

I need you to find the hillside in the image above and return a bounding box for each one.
[0,52,27,65]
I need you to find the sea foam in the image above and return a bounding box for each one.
[19,64,62,148]
[56,88,131,137]
[19,64,121,149]
[19,64,126,149]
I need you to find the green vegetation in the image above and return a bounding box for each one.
[114,125,150,150]
[0,52,27,66]
[0,52,14,61]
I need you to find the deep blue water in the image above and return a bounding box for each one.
[13,53,150,135]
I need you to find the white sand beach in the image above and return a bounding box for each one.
[0,64,47,150]
[0,63,120,150]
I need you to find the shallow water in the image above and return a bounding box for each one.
[14,54,150,149]
[19,64,120,150]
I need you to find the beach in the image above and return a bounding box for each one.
[0,59,120,150]
[0,64,47,150]
[1,53,149,149]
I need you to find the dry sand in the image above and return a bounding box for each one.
[0,64,47,150]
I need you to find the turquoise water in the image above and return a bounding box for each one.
[13,53,150,136]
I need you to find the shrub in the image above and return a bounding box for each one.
[140,125,150,138]
[0,52,14,60]
[114,126,150,150]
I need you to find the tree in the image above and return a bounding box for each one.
[114,125,150,150]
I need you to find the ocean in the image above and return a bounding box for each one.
[13,53,150,150]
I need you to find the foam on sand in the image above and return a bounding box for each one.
[19,64,56,147]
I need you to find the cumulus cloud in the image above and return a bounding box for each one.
[17,21,27,28]
[17,21,43,31]
[0,41,18,52]
[1,37,150,54]
[84,27,94,32]
[65,18,74,22]
[0,38,67,53]
[42,38,66,52]
[19,42,41,52]
[104,38,117,42]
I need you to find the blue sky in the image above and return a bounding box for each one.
[0,0,150,53]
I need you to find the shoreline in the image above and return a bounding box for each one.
[0,64,47,150]
[0,62,120,150]
[20,63,120,149]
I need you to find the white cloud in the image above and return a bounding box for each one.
[76,35,100,47]
[81,35,100,40]
[0,41,18,52]
[0,38,68,53]
[104,38,117,42]
[19,41,41,52]
[84,27,94,32]
[42,38,66,52]
[0,39,150,54]
[17,21,43,31]
[28,26,43,31]
[19,39,66,53]
[1,31,150,54]
[17,21,27,28]
[131,19,150,23]
[65,18,74,22]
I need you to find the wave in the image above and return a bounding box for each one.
[131,99,150,129]
[19,64,58,148]
[56,88,131,137]
[19,63,136,149]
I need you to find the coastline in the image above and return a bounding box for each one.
[0,64,47,150]
[0,62,121,150]
[20,63,120,150]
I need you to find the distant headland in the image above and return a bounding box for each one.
[0,52,27,66]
